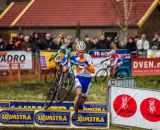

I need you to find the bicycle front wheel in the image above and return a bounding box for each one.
[95,69,108,82]
[55,72,75,103]
[115,69,129,78]
[44,81,58,109]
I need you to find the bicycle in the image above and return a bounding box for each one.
[95,59,129,82]
[44,62,61,84]
[44,59,84,109]
[44,52,63,84]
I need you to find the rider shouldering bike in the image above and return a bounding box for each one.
[61,41,95,120]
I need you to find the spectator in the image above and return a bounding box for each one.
[15,33,24,50]
[66,35,74,51]
[84,35,94,53]
[0,37,6,51]
[134,35,140,44]
[96,34,108,49]
[136,34,150,51]
[22,35,32,51]
[5,37,16,50]
[91,37,98,49]
[41,33,53,50]
[110,41,118,50]
[75,37,80,44]
[31,32,42,51]
[112,37,121,49]
[126,37,137,51]
[50,37,60,50]
[72,38,80,51]
[58,33,64,39]
[105,35,112,49]
[60,37,65,45]
[150,32,160,50]
[54,36,62,50]
[136,34,149,57]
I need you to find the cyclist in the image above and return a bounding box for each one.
[61,41,95,120]
[107,50,124,78]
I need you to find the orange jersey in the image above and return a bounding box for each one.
[62,53,95,77]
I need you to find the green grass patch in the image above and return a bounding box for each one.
[0,75,160,102]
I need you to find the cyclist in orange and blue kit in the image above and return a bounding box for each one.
[61,41,95,120]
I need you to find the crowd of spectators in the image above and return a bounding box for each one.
[0,32,160,53]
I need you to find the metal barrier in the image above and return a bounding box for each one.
[108,77,136,88]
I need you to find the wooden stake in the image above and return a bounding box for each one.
[38,58,41,81]
[9,63,13,82]
[17,63,21,83]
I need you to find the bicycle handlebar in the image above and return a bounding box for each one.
[100,57,111,64]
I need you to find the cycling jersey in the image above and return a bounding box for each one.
[61,53,95,77]
[110,53,123,67]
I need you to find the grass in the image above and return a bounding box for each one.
[136,75,160,89]
[0,74,160,102]
[0,77,106,102]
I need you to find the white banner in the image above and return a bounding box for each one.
[110,86,160,130]
[0,51,32,70]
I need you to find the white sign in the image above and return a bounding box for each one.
[110,86,160,130]
[0,51,32,70]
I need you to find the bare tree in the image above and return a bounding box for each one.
[111,0,133,43]
[123,0,133,43]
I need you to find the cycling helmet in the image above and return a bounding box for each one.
[109,49,116,55]
[76,41,86,51]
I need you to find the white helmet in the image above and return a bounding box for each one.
[76,41,86,51]
[109,49,116,55]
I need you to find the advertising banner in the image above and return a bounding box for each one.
[35,111,70,127]
[2,101,107,112]
[0,110,34,125]
[89,49,132,76]
[40,51,64,70]
[71,111,109,128]
[110,86,160,129]
[132,58,160,76]
[0,51,32,70]
[0,108,109,129]
[0,102,9,108]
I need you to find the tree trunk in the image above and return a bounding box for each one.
[124,0,128,43]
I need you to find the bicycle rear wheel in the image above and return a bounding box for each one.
[95,69,108,82]
[55,72,75,103]
[115,69,129,78]
[44,81,58,109]
[45,68,57,84]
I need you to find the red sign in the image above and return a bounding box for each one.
[140,98,160,122]
[132,58,160,76]
[113,94,137,118]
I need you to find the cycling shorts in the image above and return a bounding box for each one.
[75,75,91,97]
